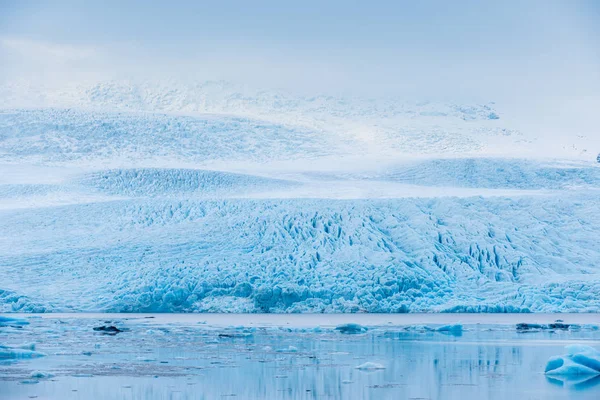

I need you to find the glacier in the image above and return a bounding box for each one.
[0,81,599,313]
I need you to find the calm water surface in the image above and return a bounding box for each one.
[1,314,600,399]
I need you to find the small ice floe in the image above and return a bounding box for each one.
[19,379,39,385]
[517,320,572,332]
[355,362,385,371]
[583,324,600,331]
[403,325,429,332]
[435,324,463,335]
[335,323,367,334]
[218,332,253,339]
[31,371,54,379]
[545,345,600,376]
[0,344,46,360]
[0,316,30,327]
[16,343,36,351]
[548,321,571,330]
[136,356,157,362]
[403,324,462,335]
[277,345,298,353]
[93,325,127,335]
[516,323,545,332]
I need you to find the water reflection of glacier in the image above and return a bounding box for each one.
[1,315,600,399]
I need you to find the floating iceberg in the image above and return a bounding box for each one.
[0,316,30,326]
[545,345,600,376]
[435,324,463,335]
[517,321,573,332]
[30,371,54,379]
[0,344,46,360]
[355,362,385,371]
[335,323,368,334]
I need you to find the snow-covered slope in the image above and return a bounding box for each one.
[1,80,599,313]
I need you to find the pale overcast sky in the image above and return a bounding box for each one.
[0,0,598,102]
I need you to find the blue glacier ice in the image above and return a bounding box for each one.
[1,81,599,313]
[545,345,600,376]
[0,344,45,360]
[335,323,368,334]
[0,316,30,326]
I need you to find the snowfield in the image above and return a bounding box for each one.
[0,81,599,313]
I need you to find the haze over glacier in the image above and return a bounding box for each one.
[1,79,599,313]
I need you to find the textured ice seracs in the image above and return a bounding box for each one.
[1,83,600,314]
[545,345,600,376]
[0,80,501,123]
[0,109,334,164]
[79,169,297,197]
[0,98,520,168]
[382,158,600,190]
[1,193,600,313]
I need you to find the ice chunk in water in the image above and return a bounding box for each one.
[335,323,367,334]
[0,316,30,326]
[31,371,54,379]
[0,345,46,360]
[355,362,385,371]
[545,345,600,376]
[436,324,463,335]
[277,345,298,353]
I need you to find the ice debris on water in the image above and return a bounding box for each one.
[335,323,367,334]
[402,324,462,335]
[0,316,30,327]
[435,324,463,335]
[517,320,572,332]
[545,345,600,376]
[355,362,385,371]
[0,344,46,360]
[277,346,298,353]
[516,323,545,331]
[31,371,54,379]
[93,325,127,335]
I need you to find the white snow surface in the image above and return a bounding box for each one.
[0,80,599,313]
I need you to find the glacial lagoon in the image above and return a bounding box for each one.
[2,314,600,400]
